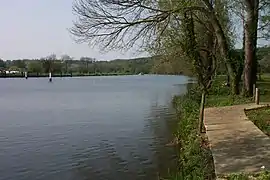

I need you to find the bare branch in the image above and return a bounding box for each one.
[70,0,214,51]
[70,0,174,51]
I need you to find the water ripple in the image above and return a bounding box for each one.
[0,76,188,180]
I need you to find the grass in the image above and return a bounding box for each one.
[166,74,270,180]
[246,108,270,136]
[207,74,270,107]
[206,76,252,107]
[225,171,270,180]
[164,84,215,180]
[257,75,270,102]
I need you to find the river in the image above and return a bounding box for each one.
[0,75,188,180]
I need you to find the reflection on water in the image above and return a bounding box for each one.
[0,75,188,180]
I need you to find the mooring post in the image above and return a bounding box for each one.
[25,71,28,79]
[49,72,52,82]
[255,88,260,105]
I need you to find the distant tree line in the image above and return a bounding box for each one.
[0,47,270,77]
[0,54,185,76]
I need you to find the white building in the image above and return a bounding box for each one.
[5,70,20,74]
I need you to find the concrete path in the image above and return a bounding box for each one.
[204,103,270,177]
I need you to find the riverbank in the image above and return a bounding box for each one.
[168,75,270,180]
[169,84,215,180]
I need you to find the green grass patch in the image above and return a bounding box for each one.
[257,76,270,102]
[206,75,270,107]
[224,171,270,180]
[206,77,253,107]
[246,108,270,136]
[164,85,215,180]
[246,74,270,137]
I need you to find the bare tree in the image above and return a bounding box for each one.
[70,0,240,94]
[71,0,174,51]
[41,54,57,73]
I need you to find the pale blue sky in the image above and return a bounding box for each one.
[0,0,145,60]
[0,1,267,61]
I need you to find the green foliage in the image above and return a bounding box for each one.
[227,173,250,180]
[259,0,270,40]
[169,76,270,180]
[1,45,269,77]
[257,46,270,74]
[226,171,270,180]
[52,60,64,73]
[167,84,215,180]
[206,74,270,107]
[8,66,20,71]
[150,56,193,75]
[0,57,160,76]
[27,61,43,73]
[12,60,26,70]
[0,59,6,68]
[206,76,253,107]
[258,75,270,102]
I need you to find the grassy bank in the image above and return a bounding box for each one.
[168,75,270,180]
[246,108,270,136]
[167,85,215,180]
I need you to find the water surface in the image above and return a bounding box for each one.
[0,75,188,180]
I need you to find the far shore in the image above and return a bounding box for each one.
[0,73,134,78]
[0,72,188,78]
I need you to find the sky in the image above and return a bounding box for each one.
[0,0,146,61]
[0,1,268,61]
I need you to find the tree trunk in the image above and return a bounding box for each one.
[243,0,259,97]
[199,91,206,133]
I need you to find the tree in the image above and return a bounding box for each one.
[61,54,73,74]
[259,50,270,73]
[229,0,270,96]
[79,57,95,74]
[0,59,5,68]
[71,0,243,95]
[41,54,57,73]
[259,1,270,39]
[28,61,43,74]
[70,0,248,132]
[12,60,26,71]
[242,0,260,96]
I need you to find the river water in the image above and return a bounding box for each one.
[0,75,188,180]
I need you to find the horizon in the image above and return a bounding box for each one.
[0,56,152,62]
